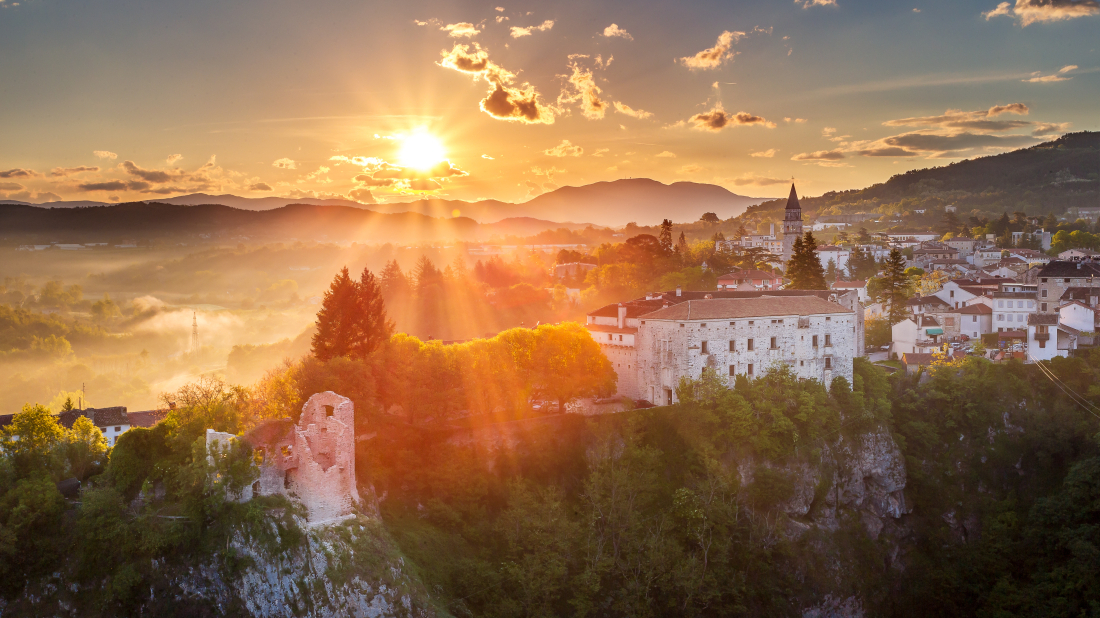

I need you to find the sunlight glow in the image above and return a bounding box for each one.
[398,131,446,170]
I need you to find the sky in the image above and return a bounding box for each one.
[0,0,1097,209]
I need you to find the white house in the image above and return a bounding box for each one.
[936,280,983,310]
[816,245,851,271]
[974,248,1007,268]
[991,291,1037,333]
[892,314,945,356]
[948,304,993,340]
[832,280,869,303]
[1027,313,1072,361]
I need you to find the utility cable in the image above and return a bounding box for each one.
[1028,354,1100,420]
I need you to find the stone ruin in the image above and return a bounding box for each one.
[205,391,361,523]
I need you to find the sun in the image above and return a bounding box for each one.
[398,131,446,170]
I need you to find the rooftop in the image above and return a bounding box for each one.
[639,295,850,321]
[1038,261,1100,278]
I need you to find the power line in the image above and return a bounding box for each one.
[1028,354,1100,421]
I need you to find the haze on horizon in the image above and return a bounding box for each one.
[0,0,1096,211]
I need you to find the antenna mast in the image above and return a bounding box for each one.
[190,311,199,354]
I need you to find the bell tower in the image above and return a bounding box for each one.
[781,183,803,261]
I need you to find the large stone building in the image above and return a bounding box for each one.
[586,289,862,405]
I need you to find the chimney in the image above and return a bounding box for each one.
[770,223,775,236]
[676,285,682,297]
[617,303,627,329]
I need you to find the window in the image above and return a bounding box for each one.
[1017,314,1023,322]
[1017,301,1024,308]
[114,426,120,432]
[770,337,777,349]
[324,405,334,417]
[1028,301,1034,308]
[679,324,685,328]
[826,317,831,321]
[825,334,832,346]
[748,320,755,325]
[950,290,955,298]
[747,339,754,351]
[701,323,707,328]
[729,341,735,352]
[1041,278,1048,283]
[1041,303,1047,311]
[747,363,754,375]
[812,335,818,347]
[825,357,832,370]
[997,314,1003,321]
[729,322,735,326]
[1041,290,1047,298]
[608,334,613,341]
[701,341,708,354]
[998,300,1004,308]
[972,315,977,323]
[729,365,735,376]
[1065,278,1071,283]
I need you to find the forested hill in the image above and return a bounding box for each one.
[0,202,589,244]
[745,131,1099,222]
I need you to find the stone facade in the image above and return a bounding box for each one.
[588,292,861,404]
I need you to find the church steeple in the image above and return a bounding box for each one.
[784,183,801,220]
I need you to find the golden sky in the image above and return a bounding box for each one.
[0,0,1096,210]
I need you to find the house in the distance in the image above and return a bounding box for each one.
[716,269,784,290]
[892,314,944,356]
[831,280,869,303]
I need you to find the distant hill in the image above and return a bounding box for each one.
[745,131,1100,222]
[373,179,763,226]
[1,179,763,227]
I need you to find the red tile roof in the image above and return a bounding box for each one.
[640,296,850,321]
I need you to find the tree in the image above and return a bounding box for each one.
[659,219,674,254]
[700,212,720,223]
[530,323,616,413]
[676,231,689,256]
[90,294,121,322]
[735,222,749,240]
[311,267,361,361]
[0,404,65,475]
[352,267,394,359]
[64,416,108,480]
[787,232,827,289]
[856,227,872,244]
[825,258,838,282]
[881,248,910,324]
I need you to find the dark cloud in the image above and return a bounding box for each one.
[353,174,397,187]
[689,105,775,131]
[883,131,1037,153]
[0,182,25,191]
[49,166,100,177]
[349,188,375,203]
[0,168,38,178]
[791,149,846,161]
[78,180,150,192]
[439,43,556,124]
[247,182,273,191]
[854,147,917,157]
[120,160,180,183]
[884,104,1032,132]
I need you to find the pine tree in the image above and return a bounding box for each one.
[882,248,910,325]
[312,267,361,361]
[676,231,689,256]
[786,235,807,287]
[801,232,828,289]
[350,268,394,359]
[736,222,749,240]
[659,219,674,255]
[379,260,410,302]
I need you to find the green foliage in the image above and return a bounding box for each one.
[786,232,828,290]
[312,266,395,362]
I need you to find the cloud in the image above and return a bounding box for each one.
[372,160,468,180]
[656,151,677,158]
[883,103,1031,132]
[349,188,375,203]
[166,154,183,164]
[78,181,137,192]
[730,174,790,186]
[560,62,606,120]
[496,7,505,11]
[689,104,775,131]
[482,154,495,159]
[852,147,916,157]
[441,22,480,37]
[592,148,609,157]
[881,131,1038,153]
[0,182,24,191]
[1024,65,1078,82]
[438,43,556,124]
[0,168,38,178]
[602,23,633,40]
[510,19,553,37]
[679,31,743,70]
[680,164,703,174]
[796,0,838,7]
[93,150,117,160]
[524,180,544,198]
[792,149,846,161]
[983,0,1099,25]
[120,160,182,183]
[272,158,297,169]
[613,101,653,119]
[408,179,442,191]
[353,175,398,187]
[1032,122,1072,136]
[822,127,837,135]
[544,140,584,157]
[531,166,564,183]
[751,149,778,157]
[247,182,273,191]
[49,166,99,177]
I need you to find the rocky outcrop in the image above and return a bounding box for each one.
[174,515,439,618]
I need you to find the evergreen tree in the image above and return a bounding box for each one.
[351,267,395,359]
[311,267,360,361]
[881,248,910,324]
[379,260,410,303]
[788,232,828,289]
[735,222,749,240]
[659,219,674,255]
[676,231,689,256]
[786,234,807,287]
